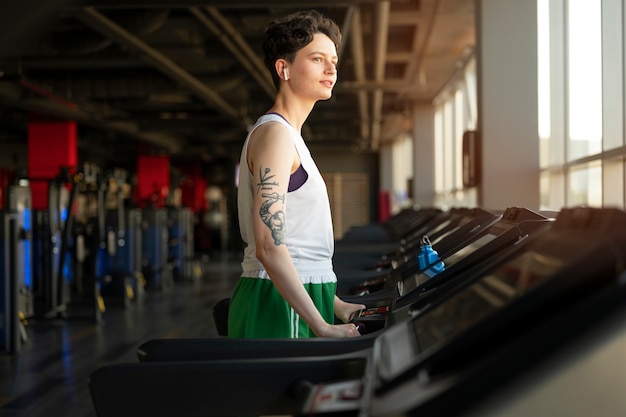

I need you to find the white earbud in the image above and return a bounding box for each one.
[283,68,288,80]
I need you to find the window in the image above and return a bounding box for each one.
[566,0,603,160]
[433,56,478,208]
[539,0,625,210]
[568,162,602,207]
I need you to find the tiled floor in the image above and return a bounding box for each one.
[0,251,241,417]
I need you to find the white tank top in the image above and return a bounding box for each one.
[237,113,336,284]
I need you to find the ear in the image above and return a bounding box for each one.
[275,59,288,81]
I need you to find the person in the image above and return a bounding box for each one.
[228,9,366,338]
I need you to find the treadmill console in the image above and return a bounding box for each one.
[299,207,626,417]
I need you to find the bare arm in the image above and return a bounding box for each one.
[248,123,359,338]
[334,296,366,323]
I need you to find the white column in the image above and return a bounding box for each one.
[412,104,436,207]
[476,0,540,210]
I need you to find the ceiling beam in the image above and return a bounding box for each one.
[338,80,425,92]
[190,6,275,99]
[0,94,183,151]
[370,0,390,151]
[349,7,370,145]
[0,79,184,151]
[61,0,406,9]
[75,6,248,124]
[404,0,440,86]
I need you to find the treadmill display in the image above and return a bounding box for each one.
[377,246,563,384]
[412,248,561,355]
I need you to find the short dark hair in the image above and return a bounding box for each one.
[263,10,342,89]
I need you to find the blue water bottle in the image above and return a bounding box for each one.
[417,235,445,278]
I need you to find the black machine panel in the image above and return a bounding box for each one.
[348,207,553,332]
[343,208,503,298]
[301,207,626,416]
[377,243,563,385]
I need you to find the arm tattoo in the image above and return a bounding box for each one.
[256,166,286,245]
[257,166,279,194]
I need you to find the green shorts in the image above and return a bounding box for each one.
[227,276,336,338]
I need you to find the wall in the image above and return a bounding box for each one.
[313,146,380,224]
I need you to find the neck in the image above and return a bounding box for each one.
[269,94,315,133]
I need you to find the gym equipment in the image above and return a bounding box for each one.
[0,211,27,353]
[348,207,553,329]
[89,207,626,417]
[137,207,552,361]
[166,207,194,282]
[299,207,626,416]
[31,174,73,318]
[141,208,173,290]
[335,207,502,296]
[333,207,485,273]
[337,207,442,245]
[98,207,143,307]
[7,185,35,319]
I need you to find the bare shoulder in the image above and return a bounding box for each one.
[248,122,295,155]
[249,121,293,150]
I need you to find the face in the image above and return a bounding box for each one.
[286,33,338,101]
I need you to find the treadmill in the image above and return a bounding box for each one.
[342,207,546,298]
[332,208,458,288]
[335,207,502,296]
[343,207,553,333]
[88,207,626,417]
[135,207,551,361]
[332,207,445,271]
[300,206,626,417]
[337,207,442,245]
[335,207,468,274]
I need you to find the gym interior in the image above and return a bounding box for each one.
[1,1,626,416]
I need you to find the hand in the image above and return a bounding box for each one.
[334,297,366,323]
[315,322,362,338]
